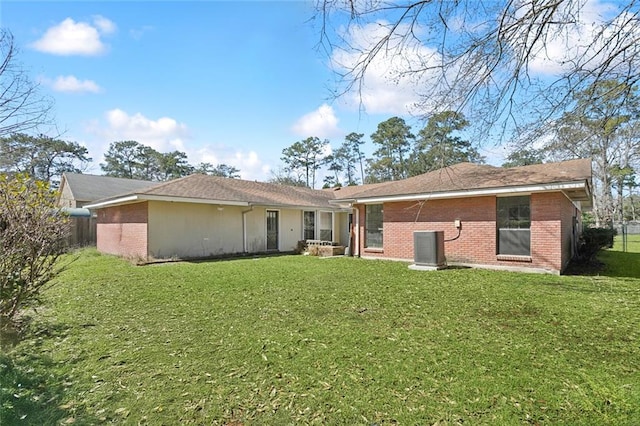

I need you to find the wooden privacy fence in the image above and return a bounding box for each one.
[67,216,96,247]
[61,208,97,247]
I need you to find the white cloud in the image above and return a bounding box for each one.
[496,0,629,76]
[291,104,342,138]
[45,75,102,93]
[94,109,189,153]
[87,109,273,180]
[130,25,154,40]
[194,145,271,181]
[31,16,116,56]
[92,15,117,34]
[331,21,439,115]
[521,0,613,74]
[331,1,632,116]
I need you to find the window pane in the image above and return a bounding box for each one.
[267,211,279,250]
[498,197,530,229]
[365,204,383,248]
[497,196,530,255]
[303,211,315,240]
[498,229,531,255]
[508,206,520,222]
[320,211,332,241]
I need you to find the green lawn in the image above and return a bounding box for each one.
[2,238,639,425]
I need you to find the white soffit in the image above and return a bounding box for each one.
[84,194,250,209]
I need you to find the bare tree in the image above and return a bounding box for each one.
[316,1,640,138]
[267,166,308,187]
[0,29,53,137]
[544,80,640,226]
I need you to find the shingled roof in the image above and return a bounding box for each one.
[329,158,592,205]
[85,173,338,209]
[84,158,592,210]
[61,173,160,203]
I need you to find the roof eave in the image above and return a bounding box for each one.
[328,199,356,209]
[341,181,591,204]
[262,204,351,211]
[84,194,251,209]
[83,194,348,210]
[83,195,141,209]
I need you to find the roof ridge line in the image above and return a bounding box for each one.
[137,174,194,193]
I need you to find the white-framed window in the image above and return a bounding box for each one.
[319,211,333,241]
[497,196,531,255]
[365,204,383,248]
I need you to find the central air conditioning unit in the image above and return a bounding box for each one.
[410,230,446,270]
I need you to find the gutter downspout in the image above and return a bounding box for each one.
[242,205,254,253]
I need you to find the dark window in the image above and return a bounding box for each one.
[267,210,279,250]
[303,211,315,240]
[365,204,383,248]
[497,196,530,255]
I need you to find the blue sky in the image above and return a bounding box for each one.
[2,1,620,183]
[3,0,422,182]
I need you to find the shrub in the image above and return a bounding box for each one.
[295,240,307,254]
[576,227,615,262]
[0,174,70,341]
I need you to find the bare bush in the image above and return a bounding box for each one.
[0,174,69,339]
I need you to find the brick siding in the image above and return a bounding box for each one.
[96,202,148,259]
[357,192,576,274]
[530,193,562,272]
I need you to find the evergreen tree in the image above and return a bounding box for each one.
[367,117,413,182]
[0,133,90,187]
[280,137,328,188]
[410,111,483,175]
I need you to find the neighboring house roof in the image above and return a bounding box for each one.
[329,158,592,207]
[60,173,160,204]
[84,158,593,210]
[84,174,339,209]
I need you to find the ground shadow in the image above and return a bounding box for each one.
[0,319,100,425]
[147,250,299,266]
[0,351,71,425]
[563,259,607,276]
[565,250,640,279]
[599,251,640,278]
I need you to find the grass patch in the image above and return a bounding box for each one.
[601,234,640,278]
[2,242,639,424]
